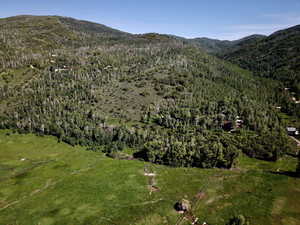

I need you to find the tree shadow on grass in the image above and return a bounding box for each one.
[270,171,300,178]
[133,150,148,161]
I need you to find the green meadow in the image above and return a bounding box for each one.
[0,130,299,225]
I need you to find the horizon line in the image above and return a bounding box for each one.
[1,14,298,41]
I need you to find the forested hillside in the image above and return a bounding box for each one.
[189,35,266,54]
[0,15,140,70]
[223,25,300,96]
[0,15,295,168]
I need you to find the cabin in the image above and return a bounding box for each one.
[54,68,68,73]
[236,119,244,128]
[222,117,244,131]
[287,127,299,136]
[54,66,69,73]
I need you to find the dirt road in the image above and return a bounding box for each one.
[290,136,300,147]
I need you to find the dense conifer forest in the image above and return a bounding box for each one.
[222,25,300,100]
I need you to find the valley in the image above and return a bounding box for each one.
[0,14,299,225]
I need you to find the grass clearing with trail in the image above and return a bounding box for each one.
[0,130,300,225]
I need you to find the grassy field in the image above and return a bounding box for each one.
[0,130,299,225]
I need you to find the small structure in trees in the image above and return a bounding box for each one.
[235,119,244,128]
[287,127,299,136]
[222,117,244,131]
[54,68,68,73]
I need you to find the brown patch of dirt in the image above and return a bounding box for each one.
[149,185,160,192]
[0,200,19,211]
[0,200,8,208]
[195,191,206,199]
[272,197,286,215]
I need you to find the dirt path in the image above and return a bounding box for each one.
[289,136,300,147]
[144,164,160,195]
[0,178,60,212]
[0,160,55,183]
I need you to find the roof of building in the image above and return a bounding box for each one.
[287,127,297,132]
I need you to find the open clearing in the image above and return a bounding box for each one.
[0,130,300,225]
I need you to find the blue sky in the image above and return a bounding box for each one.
[1,0,300,40]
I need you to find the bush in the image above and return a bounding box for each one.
[227,215,249,225]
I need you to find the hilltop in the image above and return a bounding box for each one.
[188,37,234,54]
[0,15,138,69]
[184,35,266,54]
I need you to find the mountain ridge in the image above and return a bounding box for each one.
[1,14,298,50]
[188,34,267,54]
